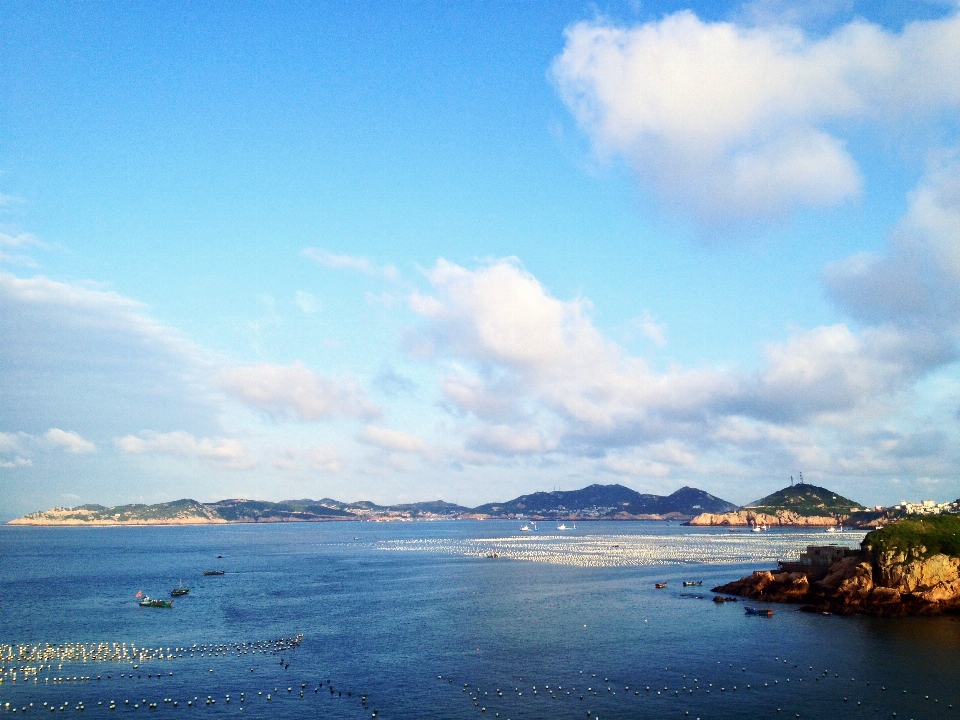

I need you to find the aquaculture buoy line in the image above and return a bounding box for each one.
[0,634,388,718]
[378,530,865,568]
[437,653,959,720]
[0,636,304,680]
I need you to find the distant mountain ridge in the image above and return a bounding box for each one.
[473,484,737,519]
[7,484,735,525]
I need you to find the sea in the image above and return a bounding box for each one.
[2,520,960,719]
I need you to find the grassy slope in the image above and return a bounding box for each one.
[862,515,960,559]
[744,483,865,516]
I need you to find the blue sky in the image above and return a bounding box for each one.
[2,0,960,519]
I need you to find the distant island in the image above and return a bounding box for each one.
[11,480,956,528]
[8,484,737,526]
[686,481,883,528]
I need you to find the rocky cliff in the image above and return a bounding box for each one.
[687,510,841,527]
[712,516,960,616]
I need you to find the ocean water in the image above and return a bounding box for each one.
[2,521,960,719]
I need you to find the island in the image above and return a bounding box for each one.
[7,484,737,526]
[713,515,960,616]
[686,481,885,528]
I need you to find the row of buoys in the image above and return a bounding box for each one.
[0,635,302,677]
[442,657,955,719]
[382,531,862,567]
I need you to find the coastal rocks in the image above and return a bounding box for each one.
[687,510,840,527]
[875,551,960,593]
[716,550,960,616]
[711,571,810,602]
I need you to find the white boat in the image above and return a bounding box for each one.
[520,525,531,532]
[556,523,568,530]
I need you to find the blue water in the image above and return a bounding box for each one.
[2,521,960,719]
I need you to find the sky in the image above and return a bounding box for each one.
[2,0,960,519]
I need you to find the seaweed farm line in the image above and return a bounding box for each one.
[0,633,384,718]
[377,529,868,567]
[0,636,302,681]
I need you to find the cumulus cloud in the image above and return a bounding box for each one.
[115,430,255,470]
[825,158,960,336]
[0,431,32,468]
[217,360,379,421]
[44,428,96,454]
[408,255,960,485]
[359,425,428,453]
[552,10,960,219]
[303,248,399,281]
[0,273,219,435]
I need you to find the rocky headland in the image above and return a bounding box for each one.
[687,510,841,527]
[712,515,960,616]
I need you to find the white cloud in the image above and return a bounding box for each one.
[303,248,400,281]
[115,430,255,470]
[44,428,96,454]
[0,273,219,436]
[306,445,343,473]
[407,254,960,488]
[217,360,379,421]
[359,425,428,453]
[294,290,320,313]
[552,10,960,219]
[0,432,32,469]
[634,310,666,346]
[826,157,960,336]
[467,424,557,455]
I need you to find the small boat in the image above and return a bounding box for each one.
[556,523,568,530]
[520,525,531,532]
[203,570,225,576]
[655,582,668,589]
[138,596,173,608]
[682,580,702,587]
[171,580,190,597]
[744,606,773,616]
[825,527,837,533]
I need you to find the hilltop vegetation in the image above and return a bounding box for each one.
[863,515,960,559]
[745,483,865,517]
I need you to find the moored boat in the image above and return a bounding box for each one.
[138,596,173,608]
[744,606,773,616]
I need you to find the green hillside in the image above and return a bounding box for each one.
[862,515,960,559]
[744,482,865,516]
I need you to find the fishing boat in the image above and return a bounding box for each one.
[138,596,173,608]
[170,580,190,597]
[682,580,702,587]
[655,582,668,589]
[744,606,773,616]
[203,570,225,576]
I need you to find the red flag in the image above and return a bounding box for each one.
[135,590,142,598]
